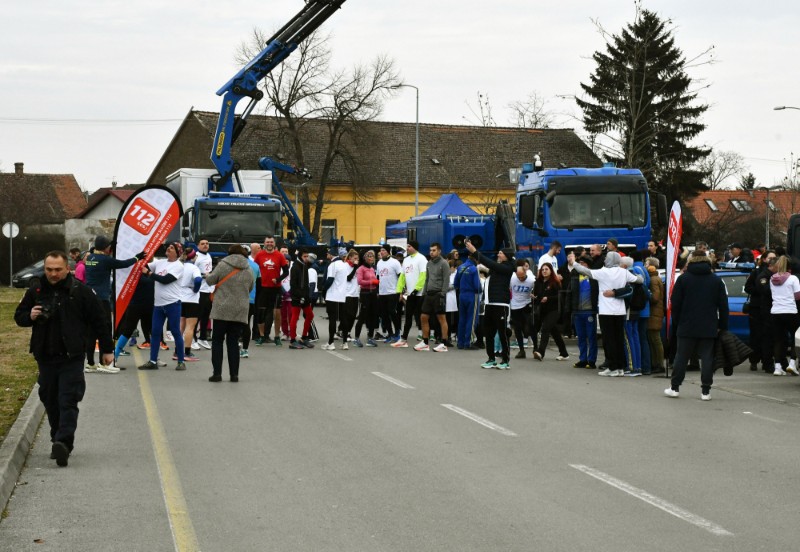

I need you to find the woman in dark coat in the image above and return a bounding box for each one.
[532,262,569,361]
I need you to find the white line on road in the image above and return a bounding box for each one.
[326,351,352,361]
[743,411,784,424]
[371,372,415,389]
[441,404,517,437]
[570,464,733,537]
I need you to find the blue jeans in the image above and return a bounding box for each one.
[457,293,479,348]
[573,312,598,363]
[624,318,641,372]
[150,302,184,362]
[638,317,651,374]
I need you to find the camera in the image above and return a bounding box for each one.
[35,297,59,323]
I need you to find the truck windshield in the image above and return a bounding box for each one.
[550,192,647,229]
[197,207,281,241]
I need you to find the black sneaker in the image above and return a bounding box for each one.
[573,360,588,368]
[137,360,158,370]
[300,338,315,349]
[208,374,222,382]
[52,441,69,467]
[289,340,304,350]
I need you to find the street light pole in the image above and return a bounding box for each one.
[774,106,800,111]
[392,83,420,216]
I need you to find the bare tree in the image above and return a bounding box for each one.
[463,91,496,127]
[235,30,400,238]
[696,149,748,190]
[508,91,554,129]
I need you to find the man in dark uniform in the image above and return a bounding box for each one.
[15,251,114,467]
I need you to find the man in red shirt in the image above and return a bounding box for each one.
[254,236,289,345]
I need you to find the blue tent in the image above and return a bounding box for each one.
[385,194,480,238]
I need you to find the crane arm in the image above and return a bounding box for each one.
[210,0,347,192]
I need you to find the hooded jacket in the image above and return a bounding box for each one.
[671,256,729,338]
[768,270,800,314]
[206,254,254,324]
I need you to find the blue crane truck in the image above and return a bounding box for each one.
[407,158,667,263]
[169,0,347,257]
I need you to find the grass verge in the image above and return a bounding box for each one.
[0,288,39,446]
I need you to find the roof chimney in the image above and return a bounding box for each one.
[14,162,23,176]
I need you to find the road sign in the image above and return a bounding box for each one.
[2,222,19,238]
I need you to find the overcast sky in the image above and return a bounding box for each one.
[2,0,798,192]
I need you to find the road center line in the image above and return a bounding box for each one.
[135,350,200,552]
[326,351,352,361]
[743,411,784,424]
[371,372,415,389]
[570,464,733,537]
[441,404,517,436]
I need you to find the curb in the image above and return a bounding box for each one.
[0,384,44,514]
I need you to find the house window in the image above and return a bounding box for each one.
[704,199,719,212]
[320,219,337,244]
[730,199,752,212]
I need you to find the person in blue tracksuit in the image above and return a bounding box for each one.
[454,254,481,349]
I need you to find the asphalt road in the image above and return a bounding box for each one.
[2,315,800,551]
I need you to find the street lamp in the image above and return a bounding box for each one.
[774,106,800,111]
[391,83,420,216]
[757,185,782,249]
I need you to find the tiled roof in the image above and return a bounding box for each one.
[77,188,138,218]
[147,110,601,188]
[0,169,87,225]
[686,189,800,227]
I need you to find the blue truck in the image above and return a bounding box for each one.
[406,158,667,263]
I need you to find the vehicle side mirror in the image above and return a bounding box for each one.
[519,195,535,229]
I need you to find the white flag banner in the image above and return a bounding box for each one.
[665,201,683,337]
[113,186,182,330]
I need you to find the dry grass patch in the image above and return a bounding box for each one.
[0,288,39,445]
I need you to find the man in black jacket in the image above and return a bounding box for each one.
[288,249,314,349]
[665,251,729,401]
[15,251,114,467]
[465,240,516,369]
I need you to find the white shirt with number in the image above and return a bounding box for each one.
[325,260,349,303]
[510,272,535,310]
[180,262,202,304]
[538,252,558,272]
[195,251,215,293]
[401,253,428,294]
[149,259,185,306]
[376,257,402,295]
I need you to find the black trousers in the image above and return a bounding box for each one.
[85,299,111,365]
[211,319,245,378]
[197,292,213,340]
[401,294,422,340]
[670,336,715,394]
[117,303,153,342]
[38,357,86,451]
[535,309,568,358]
[378,293,400,337]
[599,314,626,370]
[355,290,379,339]
[242,304,256,349]
[483,304,510,363]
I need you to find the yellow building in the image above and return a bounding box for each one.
[148,110,600,244]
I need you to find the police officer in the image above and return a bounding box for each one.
[15,251,114,467]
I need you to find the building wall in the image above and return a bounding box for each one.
[83,197,126,221]
[301,186,515,244]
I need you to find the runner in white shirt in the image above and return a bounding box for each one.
[179,251,202,362]
[194,239,215,349]
[138,242,187,370]
[510,260,535,358]
[538,240,562,272]
[376,244,402,342]
[322,248,352,350]
[392,241,428,347]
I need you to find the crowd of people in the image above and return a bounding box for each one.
[12,232,776,467]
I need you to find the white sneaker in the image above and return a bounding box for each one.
[96,364,120,374]
[787,360,799,376]
[197,340,211,350]
[341,342,349,351]
[321,343,336,351]
[598,368,622,377]
[165,331,174,342]
[84,364,98,373]
[191,340,201,350]
[555,355,570,361]
[391,340,408,348]
[433,343,448,352]
[774,364,787,376]
[664,388,680,398]
[701,393,711,401]
[414,342,430,351]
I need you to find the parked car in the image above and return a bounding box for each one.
[12,259,76,288]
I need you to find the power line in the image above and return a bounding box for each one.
[0,116,183,125]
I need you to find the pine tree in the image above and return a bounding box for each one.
[576,4,711,203]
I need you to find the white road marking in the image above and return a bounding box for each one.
[743,411,784,424]
[371,372,415,389]
[755,394,784,403]
[441,404,517,437]
[570,464,733,537]
[326,351,352,361]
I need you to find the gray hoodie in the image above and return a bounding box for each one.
[206,254,254,324]
[424,255,451,294]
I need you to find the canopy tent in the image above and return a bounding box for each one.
[385,193,481,238]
